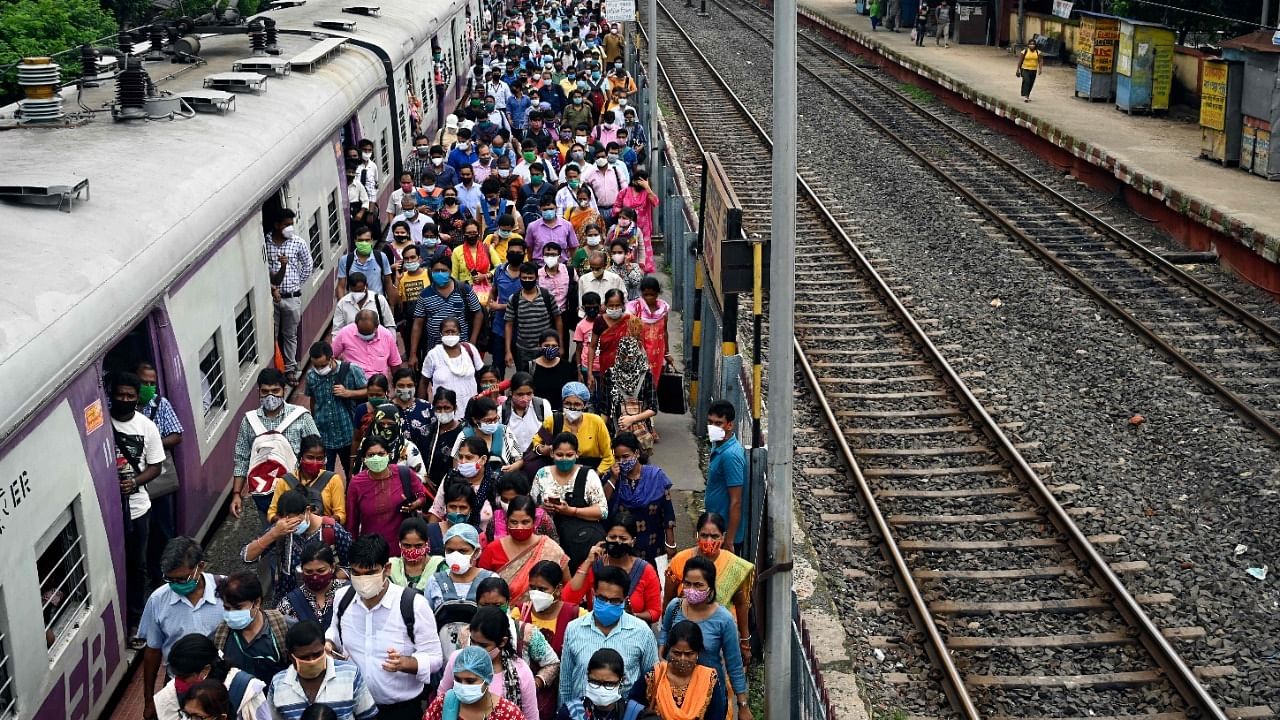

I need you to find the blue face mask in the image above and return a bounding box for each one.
[294,518,311,536]
[446,511,470,525]
[224,607,254,630]
[431,270,452,287]
[453,682,487,705]
[593,598,624,627]
[542,209,557,222]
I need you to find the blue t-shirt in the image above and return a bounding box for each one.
[339,252,391,295]
[507,95,532,129]
[491,265,523,336]
[705,435,747,545]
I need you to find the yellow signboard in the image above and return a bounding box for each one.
[1151,40,1173,110]
[1200,61,1228,131]
[1075,15,1120,73]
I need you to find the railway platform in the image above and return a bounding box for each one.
[788,0,1280,291]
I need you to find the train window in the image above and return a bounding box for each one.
[327,191,342,247]
[234,294,257,370]
[38,508,90,656]
[308,210,324,270]
[198,334,227,423]
[379,129,390,177]
[0,627,13,717]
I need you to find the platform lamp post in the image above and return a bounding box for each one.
[766,0,796,716]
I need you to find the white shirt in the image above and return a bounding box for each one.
[356,159,379,199]
[112,412,165,520]
[325,583,443,705]
[485,80,513,110]
[333,291,396,330]
[348,178,371,207]
[384,211,435,245]
[153,668,272,720]
[578,269,626,315]
[505,398,552,452]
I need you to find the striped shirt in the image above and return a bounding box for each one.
[266,234,315,294]
[509,288,559,351]
[412,281,483,350]
[269,658,378,720]
[141,396,184,437]
[558,612,658,707]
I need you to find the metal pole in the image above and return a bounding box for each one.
[647,0,658,165]
[1263,0,1272,29]
[767,0,796,714]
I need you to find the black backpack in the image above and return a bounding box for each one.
[555,466,606,573]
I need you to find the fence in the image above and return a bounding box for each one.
[625,35,837,720]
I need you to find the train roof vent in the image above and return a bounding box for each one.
[342,5,380,16]
[314,18,357,31]
[178,89,237,113]
[289,38,347,72]
[232,57,292,76]
[0,178,90,213]
[203,72,269,93]
[264,0,306,7]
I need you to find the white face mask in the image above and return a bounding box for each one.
[544,255,560,268]
[361,151,372,160]
[441,334,461,348]
[605,307,624,320]
[585,683,621,707]
[707,424,727,443]
[432,157,445,166]
[529,589,556,612]
[445,550,472,575]
[314,364,333,376]
[564,409,583,423]
[611,252,625,264]
[586,235,602,246]
[350,572,385,599]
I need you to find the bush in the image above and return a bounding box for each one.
[0,0,119,104]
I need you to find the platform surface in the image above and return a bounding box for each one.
[796,0,1280,258]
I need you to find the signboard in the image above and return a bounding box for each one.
[1199,61,1228,131]
[1052,0,1074,19]
[1075,15,1119,73]
[604,0,635,22]
[1151,40,1173,109]
[1116,22,1133,76]
[83,399,103,435]
[698,153,742,306]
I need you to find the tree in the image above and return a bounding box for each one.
[0,0,118,103]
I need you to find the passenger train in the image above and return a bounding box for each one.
[0,0,489,715]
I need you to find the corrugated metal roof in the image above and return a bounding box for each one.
[1221,30,1280,54]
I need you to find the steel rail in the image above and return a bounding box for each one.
[645,2,1232,719]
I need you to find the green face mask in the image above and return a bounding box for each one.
[522,151,536,162]
[364,455,391,473]
[168,576,199,596]
[138,383,158,406]
[554,458,576,472]
[355,240,373,256]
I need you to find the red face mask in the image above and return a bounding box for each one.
[697,537,722,556]
[300,459,326,478]
[302,572,334,592]
[401,545,429,562]
[508,526,535,542]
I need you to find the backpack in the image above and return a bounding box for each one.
[226,670,254,714]
[282,470,336,515]
[555,466,606,572]
[500,395,548,425]
[508,288,558,348]
[521,411,564,477]
[344,250,390,288]
[244,407,307,495]
[335,584,419,647]
[434,599,479,670]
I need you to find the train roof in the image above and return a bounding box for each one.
[0,0,466,441]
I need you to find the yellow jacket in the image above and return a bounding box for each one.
[541,411,616,476]
[267,470,347,523]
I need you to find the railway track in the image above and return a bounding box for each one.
[697,0,1280,447]
[643,3,1242,719]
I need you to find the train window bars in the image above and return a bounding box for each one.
[199,334,228,426]
[235,294,258,371]
[0,626,14,716]
[379,129,391,178]
[37,508,91,658]
[328,190,342,248]
[308,210,325,271]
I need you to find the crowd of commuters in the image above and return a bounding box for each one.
[120,1,759,719]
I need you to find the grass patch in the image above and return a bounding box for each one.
[898,82,934,103]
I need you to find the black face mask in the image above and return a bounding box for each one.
[109,397,137,422]
[605,540,631,558]
[508,252,525,265]
[584,307,599,318]
[520,279,538,291]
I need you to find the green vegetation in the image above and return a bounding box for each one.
[0,0,117,103]
[898,82,933,104]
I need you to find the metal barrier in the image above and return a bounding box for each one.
[626,38,838,720]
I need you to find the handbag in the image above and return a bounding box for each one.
[617,398,654,459]
[147,452,180,498]
[656,363,686,415]
[910,28,917,41]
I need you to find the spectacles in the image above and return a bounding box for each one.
[163,569,199,584]
[587,680,621,691]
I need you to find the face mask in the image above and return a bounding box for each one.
[592,599,624,627]
[544,255,560,268]
[223,607,254,630]
[295,654,328,680]
[576,135,589,144]
[554,457,577,473]
[684,587,711,605]
[698,537,723,555]
[441,334,461,347]
[485,103,496,111]
[424,236,441,248]
[173,674,204,696]
[403,208,417,218]
[431,270,452,287]
[479,421,500,434]
[454,682,487,705]
[605,540,630,558]
[564,408,584,423]
[301,458,326,477]
[542,346,561,359]
[573,97,584,105]
[618,217,632,229]
[591,72,602,81]
[616,457,639,476]
[592,157,608,168]
[358,330,377,342]
[138,383,158,406]
[168,574,199,596]
[294,518,312,536]
[707,424,727,442]
[351,572,385,599]
[457,459,480,478]
[395,387,416,402]
[436,411,455,424]
[498,168,512,178]
[261,394,284,413]
[585,682,621,707]
[432,157,445,166]
[302,572,333,592]
[424,183,436,192]
[363,454,391,473]
[416,146,431,157]
[584,234,603,246]
[541,209,557,222]
[669,657,696,675]
[362,151,372,160]
[445,550,472,574]
[529,589,556,612]
[404,261,421,272]
[607,153,619,163]
[531,174,544,185]
[520,278,538,291]
[611,252,626,264]
[355,241,373,256]
[509,526,535,541]
[605,307,624,320]
[401,544,429,562]
[109,397,137,422]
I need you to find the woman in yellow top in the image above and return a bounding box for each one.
[451,219,501,303]
[533,382,616,476]
[1017,34,1042,103]
[485,218,522,258]
[267,435,346,523]
[664,512,755,665]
